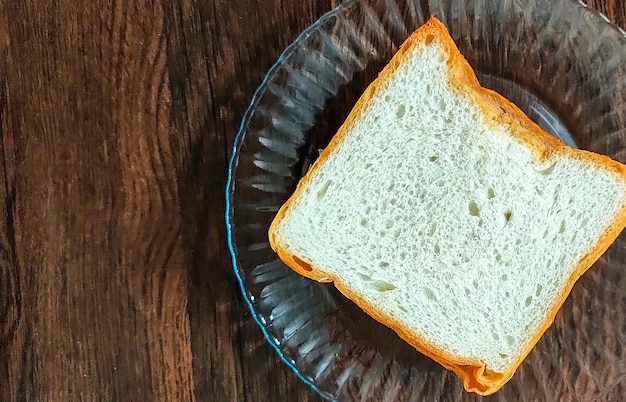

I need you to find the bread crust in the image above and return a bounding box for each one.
[268,17,626,395]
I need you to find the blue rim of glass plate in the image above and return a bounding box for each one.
[225,0,626,399]
[225,2,359,400]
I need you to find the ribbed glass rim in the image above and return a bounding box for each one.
[225,3,357,399]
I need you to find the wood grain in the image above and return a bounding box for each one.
[0,0,622,401]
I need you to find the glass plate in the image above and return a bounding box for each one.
[226,0,626,400]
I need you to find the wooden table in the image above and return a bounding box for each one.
[0,0,623,400]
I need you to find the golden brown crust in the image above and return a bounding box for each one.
[268,17,626,395]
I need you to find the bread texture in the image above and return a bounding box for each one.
[268,17,626,395]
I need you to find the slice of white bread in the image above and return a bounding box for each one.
[268,17,626,395]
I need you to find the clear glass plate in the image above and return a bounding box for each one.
[226,0,626,400]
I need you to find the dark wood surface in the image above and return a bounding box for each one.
[0,0,622,401]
